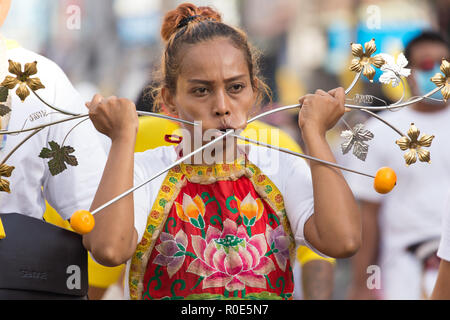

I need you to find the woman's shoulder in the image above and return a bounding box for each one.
[134,146,177,175]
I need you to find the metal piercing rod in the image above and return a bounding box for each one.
[247,85,444,123]
[247,71,363,124]
[0,114,88,135]
[359,109,404,137]
[90,129,235,215]
[136,111,198,126]
[0,128,44,165]
[0,111,197,135]
[33,89,201,122]
[345,86,443,110]
[345,70,362,95]
[32,90,79,117]
[232,134,376,179]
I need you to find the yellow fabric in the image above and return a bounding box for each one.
[296,245,336,267]
[0,217,5,239]
[43,204,124,288]
[5,39,19,50]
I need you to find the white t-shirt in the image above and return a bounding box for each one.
[437,191,450,261]
[124,144,317,298]
[344,106,450,253]
[0,46,107,220]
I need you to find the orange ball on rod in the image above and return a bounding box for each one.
[70,210,95,234]
[373,167,397,194]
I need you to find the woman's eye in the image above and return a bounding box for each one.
[229,84,245,93]
[193,87,209,96]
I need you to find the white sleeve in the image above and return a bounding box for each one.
[133,153,151,243]
[281,155,316,249]
[42,62,107,220]
[438,191,450,261]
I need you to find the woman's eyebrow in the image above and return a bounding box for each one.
[224,74,247,82]
[187,74,247,85]
[187,79,213,85]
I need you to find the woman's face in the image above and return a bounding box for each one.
[163,37,257,136]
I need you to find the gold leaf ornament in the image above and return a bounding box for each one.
[430,59,450,102]
[349,39,386,82]
[0,163,15,193]
[0,60,45,102]
[395,123,434,166]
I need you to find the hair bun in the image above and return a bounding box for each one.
[161,3,222,42]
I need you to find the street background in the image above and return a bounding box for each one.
[3,0,448,299]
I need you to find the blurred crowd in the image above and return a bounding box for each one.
[2,0,449,299]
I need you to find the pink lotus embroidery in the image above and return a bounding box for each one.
[186,219,275,291]
[153,229,188,278]
[266,224,290,271]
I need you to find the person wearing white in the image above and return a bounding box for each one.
[346,31,450,300]
[0,0,107,220]
[431,192,450,299]
[437,194,450,262]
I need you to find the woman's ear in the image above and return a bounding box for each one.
[252,77,259,101]
[161,87,178,116]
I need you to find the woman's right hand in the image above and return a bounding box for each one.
[86,94,139,142]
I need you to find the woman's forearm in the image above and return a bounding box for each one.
[303,130,361,258]
[83,134,138,266]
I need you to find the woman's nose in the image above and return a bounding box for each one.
[213,91,231,116]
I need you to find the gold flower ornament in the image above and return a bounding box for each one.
[396,123,434,166]
[0,163,15,193]
[350,38,386,82]
[1,60,45,102]
[430,59,450,102]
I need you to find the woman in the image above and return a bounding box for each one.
[83,3,361,300]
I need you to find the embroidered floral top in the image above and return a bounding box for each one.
[126,145,316,300]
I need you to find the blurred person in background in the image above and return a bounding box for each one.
[241,0,297,104]
[431,191,450,299]
[0,0,107,225]
[346,31,450,300]
[0,0,108,298]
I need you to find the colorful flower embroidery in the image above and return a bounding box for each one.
[186,219,275,292]
[265,225,290,272]
[236,192,264,228]
[153,229,188,278]
[175,193,206,229]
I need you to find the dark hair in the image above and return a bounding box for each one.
[151,3,271,112]
[404,30,449,65]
